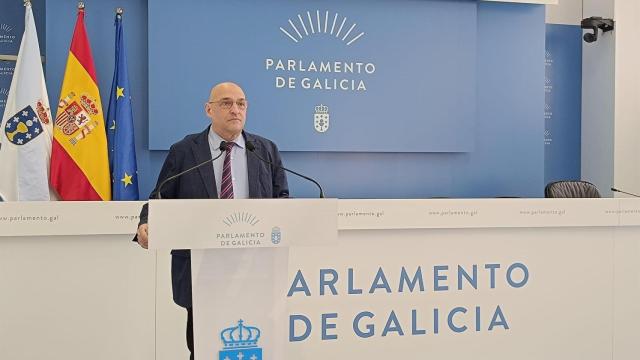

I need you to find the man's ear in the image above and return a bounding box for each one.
[204,102,213,117]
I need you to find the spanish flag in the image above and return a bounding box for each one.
[50,4,110,201]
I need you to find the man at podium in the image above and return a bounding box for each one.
[134,82,289,359]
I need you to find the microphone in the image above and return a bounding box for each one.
[611,187,640,198]
[246,141,325,198]
[156,141,227,199]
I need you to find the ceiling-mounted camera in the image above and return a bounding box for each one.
[581,17,614,43]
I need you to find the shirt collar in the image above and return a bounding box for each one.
[208,126,245,150]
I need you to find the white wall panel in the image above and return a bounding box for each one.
[546,0,583,25]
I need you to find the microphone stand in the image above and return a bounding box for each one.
[156,141,227,199]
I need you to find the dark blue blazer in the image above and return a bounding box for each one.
[136,126,289,307]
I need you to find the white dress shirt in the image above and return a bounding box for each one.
[207,127,249,199]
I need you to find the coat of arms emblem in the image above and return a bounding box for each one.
[219,320,262,360]
[271,227,281,244]
[4,105,43,146]
[55,91,100,145]
[313,104,329,133]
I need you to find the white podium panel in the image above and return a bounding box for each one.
[336,198,638,229]
[0,201,141,236]
[0,199,639,360]
[282,227,611,359]
[190,199,640,360]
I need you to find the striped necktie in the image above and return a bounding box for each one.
[219,142,235,199]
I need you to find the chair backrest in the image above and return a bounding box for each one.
[544,180,601,198]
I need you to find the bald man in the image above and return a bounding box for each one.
[135,82,289,359]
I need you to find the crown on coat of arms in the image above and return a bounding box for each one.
[80,94,99,115]
[58,91,76,109]
[220,320,261,349]
[314,104,328,114]
[36,100,50,124]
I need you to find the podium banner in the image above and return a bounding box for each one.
[148,199,337,250]
[193,224,614,359]
[192,248,290,359]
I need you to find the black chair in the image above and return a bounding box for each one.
[544,180,601,198]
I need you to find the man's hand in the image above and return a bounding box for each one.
[137,224,149,249]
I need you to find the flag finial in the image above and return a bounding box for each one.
[116,7,124,15]
[23,0,31,7]
[78,2,85,10]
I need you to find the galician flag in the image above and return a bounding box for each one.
[0,2,54,201]
[106,9,139,200]
[50,4,111,201]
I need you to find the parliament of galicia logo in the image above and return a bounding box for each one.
[279,10,365,46]
[314,104,329,133]
[219,320,262,360]
[0,24,13,33]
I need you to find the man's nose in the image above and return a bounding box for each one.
[229,102,241,114]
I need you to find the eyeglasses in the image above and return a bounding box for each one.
[208,99,248,110]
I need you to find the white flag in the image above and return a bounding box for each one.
[0,3,54,201]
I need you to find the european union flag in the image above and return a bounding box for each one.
[106,10,139,200]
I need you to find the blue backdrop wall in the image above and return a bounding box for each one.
[148,0,479,153]
[41,0,546,199]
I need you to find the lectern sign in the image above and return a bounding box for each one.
[148,199,337,250]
